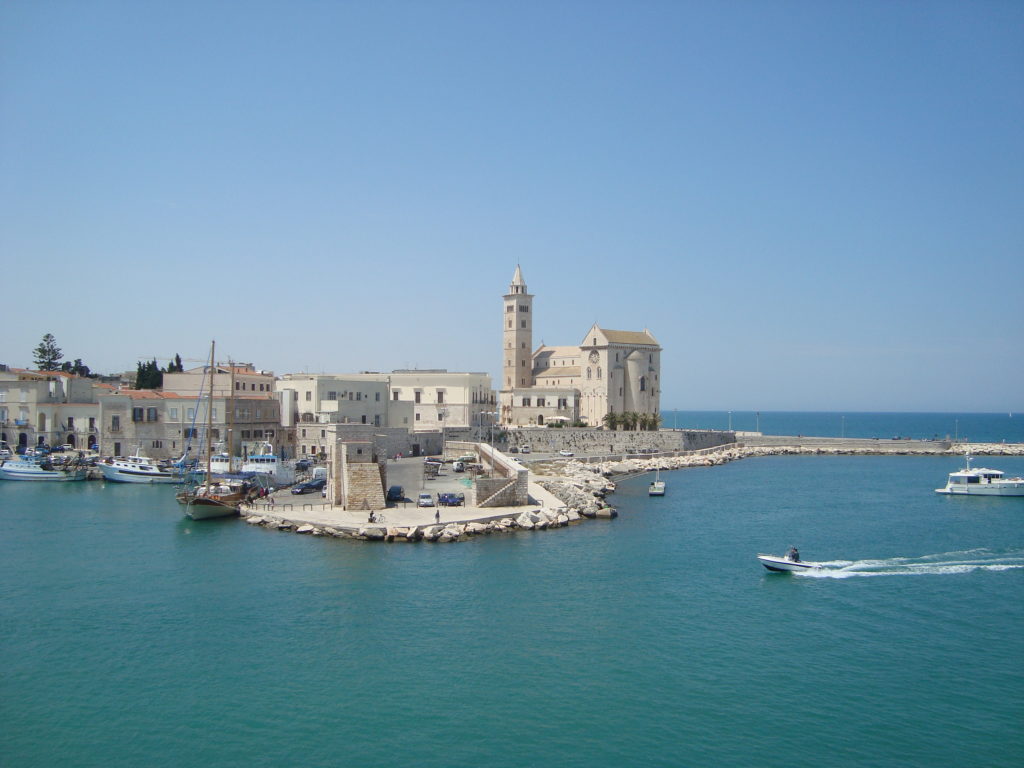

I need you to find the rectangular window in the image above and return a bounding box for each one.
[521,320,526,328]
[112,415,121,430]
[321,430,326,438]
[169,408,178,420]
[152,440,162,449]
[375,392,381,401]
[187,408,195,420]
[132,407,144,422]
[305,391,312,401]
[357,392,362,401]
[519,305,528,313]
[89,417,95,429]
[374,415,381,426]
[507,305,514,313]
[392,391,399,401]
[210,429,220,439]
[415,391,421,404]
[415,413,421,421]
[522,398,531,407]
[184,428,197,439]
[327,391,337,400]
[537,398,545,407]
[241,430,251,439]
[361,415,367,424]
[146,407,158,422]
[437,390,444,404]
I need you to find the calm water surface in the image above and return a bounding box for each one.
[2,453,1023,767]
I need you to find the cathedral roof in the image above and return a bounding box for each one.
[534,366,580,379]
[598,328,659,346]
[510,264,525,286]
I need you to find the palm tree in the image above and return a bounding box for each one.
[602,412,620,431]
[621,411,639,431]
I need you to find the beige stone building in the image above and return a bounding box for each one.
[499,266,662,427]
[0,368,107,452]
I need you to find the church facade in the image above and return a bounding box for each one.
[499,266,662,427]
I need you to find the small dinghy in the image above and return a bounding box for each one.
[757,554,820,573]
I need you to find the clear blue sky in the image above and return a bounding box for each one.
[2,1,1021,411]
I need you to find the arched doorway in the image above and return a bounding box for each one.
[66,435,76,448]
[537,414,544,425]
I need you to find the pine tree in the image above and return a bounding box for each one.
[33,333,63,371]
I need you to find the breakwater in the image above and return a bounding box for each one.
[237,438,1023,542]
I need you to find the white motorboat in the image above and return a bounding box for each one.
[935,455,1024,496]
[241,442,294,484]
[757,554,820,573]
[648,468,666,496]
[99,451,185,484]
[0,455,88,482]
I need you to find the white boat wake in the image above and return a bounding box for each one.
[797,549,1024,578]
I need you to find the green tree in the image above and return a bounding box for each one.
[621,411,640,431]
[60,359,92,377]
[135,359,164,389]
[33,333,63,371]
[602,412,620,431]
[166,353,184,373]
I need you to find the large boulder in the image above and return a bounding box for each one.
[358,525,386,540]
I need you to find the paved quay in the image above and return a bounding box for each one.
[240,455,579,536]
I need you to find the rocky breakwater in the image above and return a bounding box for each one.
[547,440,1024,485]
[238,507,595,544]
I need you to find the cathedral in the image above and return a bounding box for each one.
[499,266,662,427]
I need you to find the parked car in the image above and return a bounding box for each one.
[558,449,574,457]
[295,458,312,471]
[437,492,463,506]
[452,461,465,473]
[509,446,519,453]
[417,492,435,507]
[520,445,531,454]
[291,478,327,495]
[387,485,405,502]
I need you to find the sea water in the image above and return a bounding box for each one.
[664,410,1023,444]
[2,452,1022,766]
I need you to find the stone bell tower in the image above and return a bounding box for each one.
[500,265,533,422]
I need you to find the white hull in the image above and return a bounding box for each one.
[99,464,180,484]
[648,481,666,496]
[936,483,1024,496]
[184,501,240,520]
[757,554,820,572]
[0,465,87,481]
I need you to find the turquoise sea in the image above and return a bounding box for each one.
[3,428,1023,766]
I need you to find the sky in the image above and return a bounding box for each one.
[2,0,1022,412]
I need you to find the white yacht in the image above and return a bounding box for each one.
[99,451,184,484]
[0,454,88,482]
[936,455,1024,496]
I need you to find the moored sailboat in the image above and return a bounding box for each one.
[176,341,247,519]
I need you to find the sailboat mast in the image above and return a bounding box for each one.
[206,340,215,484]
